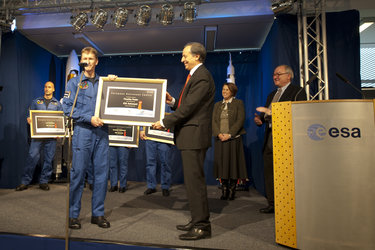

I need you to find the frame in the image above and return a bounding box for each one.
[95,77,167,126]
[30,110,66,138]
[108,124,139,147]
[144,126,174,145]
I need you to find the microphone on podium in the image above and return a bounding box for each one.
[294,75,317,101]
[335,72,365,99]
[78,62,88,68]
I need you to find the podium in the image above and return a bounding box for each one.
[272,100,375,250]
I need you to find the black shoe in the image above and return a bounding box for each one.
[176,221,194,231]
[119,187,127,193]
[179,224,211,240]
[162,189,170,197]
[39,183,50,191]
[15,184,28,191]
[69,218,81,229]
[144,188,156,195]
[259,205,274,214]
[91,216,110,228]
[108,186,118,192]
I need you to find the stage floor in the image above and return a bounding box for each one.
[0,182,285,249]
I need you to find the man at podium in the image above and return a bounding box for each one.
[254,64,307,213]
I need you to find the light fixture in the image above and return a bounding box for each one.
[360,22,374,33]
[181,2,197,23]
[91,9,108,30]
[112,8,129,28]
[157,4,174,25]
[10,17,16,32]
[136,5,152,26]
[271,0,296,15]
[70,12,88,32]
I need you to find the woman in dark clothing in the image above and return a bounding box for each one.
[212,82,247,200]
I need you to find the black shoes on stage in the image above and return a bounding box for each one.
[39,183,50,191]
[259,205,274,214]
[15,183,49,191]
[69,218,81,230]
[178,223,211,240]
[144,188,156,195]
[108,186,118,192]
[15,184,28,191]
[69,216,110,229]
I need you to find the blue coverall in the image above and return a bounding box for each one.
[109,146,130,188]
[62,74,109,219]
[21,96,62,185]
[145,140,172,190]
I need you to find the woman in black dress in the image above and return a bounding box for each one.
[212,82,247,200]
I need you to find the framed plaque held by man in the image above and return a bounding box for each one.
[30,110,66,138]
[108,124,139,147]
[95,77,167,126]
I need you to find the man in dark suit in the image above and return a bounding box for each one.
[254,64,307,214]
[153,42,215,240]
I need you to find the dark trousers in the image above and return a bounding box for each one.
[263,132,274,206]
[180,149,210,225]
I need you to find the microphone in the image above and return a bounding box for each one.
[294,75,317,101]
[78,62,88,68]
[335,72,365,99]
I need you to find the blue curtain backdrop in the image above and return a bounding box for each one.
[0,10,360,192]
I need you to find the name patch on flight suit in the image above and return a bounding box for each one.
[80,81,89,89]
[64,91,71,98]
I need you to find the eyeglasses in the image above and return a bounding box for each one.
[273,72,289,77]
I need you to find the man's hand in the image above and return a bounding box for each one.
[152,121,164,130]
[27,117,31,124]
[140,130,147,140]
[91,116,104,127]
[107,74,118,81]
[256,107,271,116]
[218,133,231,142]
[254,113,263,126]
[166,92,173,105]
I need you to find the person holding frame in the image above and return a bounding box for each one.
[16,81,62,191]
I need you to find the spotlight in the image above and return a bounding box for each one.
[157,4,174,25]
[271,0,296,15]
[70,12,88,32]
[112,8,129,28]
[136,5,152,26]
[91,9,108,30]
[181,2,197,23]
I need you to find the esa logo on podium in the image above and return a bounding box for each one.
[307,124,361,141]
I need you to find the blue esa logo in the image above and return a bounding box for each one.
[307,124,361,140]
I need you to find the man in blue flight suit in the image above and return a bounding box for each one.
[140,128,172,197]
[108,146,130,193]
[63,47,111,230]
[16,81,63,191]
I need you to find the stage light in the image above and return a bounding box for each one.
[157,4,174,25]
[91,9,108,30]
[181,2,197,23]
[70,12,88,32]
[112,8,129,28]
[271,0,296,15]
[136,5,152,26]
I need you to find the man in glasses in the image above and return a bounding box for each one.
[254,64,307,213]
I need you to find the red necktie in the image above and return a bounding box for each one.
[177,74,191,108]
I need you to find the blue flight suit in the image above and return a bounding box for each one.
[109,146,130,188]
[21,96,62,185]
[62,74,109,219]
[145,140,172,190]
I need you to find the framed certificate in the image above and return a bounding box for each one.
[30,110,66,138]
[144,126,174,145]
[95,77,167,126]
[108,124,139,147]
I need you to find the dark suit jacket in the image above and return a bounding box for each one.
[212,98,246,137]
[163,64,215,150]
[259,83,307,151]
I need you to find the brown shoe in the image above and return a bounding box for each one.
[15,184,28,191]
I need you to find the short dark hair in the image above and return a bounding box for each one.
[81,47,98,59]
[184,42,206,63]
[224,82,238,97]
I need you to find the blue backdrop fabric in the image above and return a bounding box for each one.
[0,11,361,194]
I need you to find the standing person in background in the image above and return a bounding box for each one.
[16,81,62,191]
[212,82,247,200]
[254,64,307,214]
[140,128,172,197]
[108,146,130,193]
[63,47,112,229]
[153,42,215,240]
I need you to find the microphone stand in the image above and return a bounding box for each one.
[63,70,85,250]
